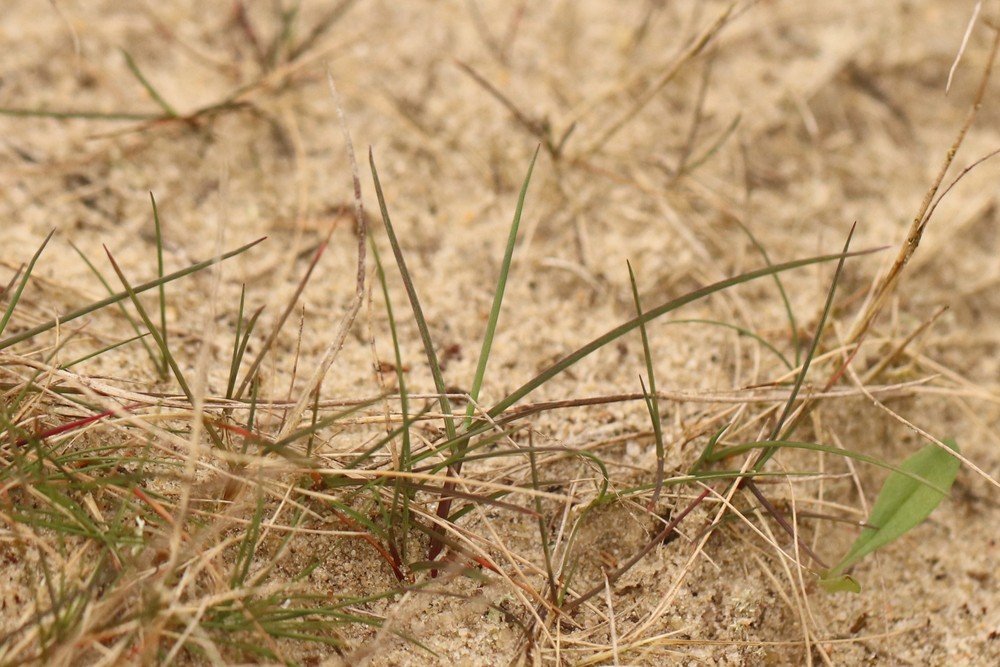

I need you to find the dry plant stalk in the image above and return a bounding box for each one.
[846,20,1000,345]
[277,73,368,438]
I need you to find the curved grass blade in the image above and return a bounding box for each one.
[732,218,800,367]
[666,318,791,369]
[487,241,880,419]
[369,148,456,442]
[121,49,178,117]
[0,236,266,351]
[103,247,193,401]
[708,439,954,494]
[0,230,54,338]
[68,240,160,372]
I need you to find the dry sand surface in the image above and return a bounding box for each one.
[1,1,1000,665]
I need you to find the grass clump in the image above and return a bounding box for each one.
[2,3,999,666]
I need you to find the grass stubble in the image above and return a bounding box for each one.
[0,2,999,665]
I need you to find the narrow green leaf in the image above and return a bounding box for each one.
[233,240,325,401]
[369,148,456,441]
[465,147,538,430]
[627,261,665,507]
[226,286,264,400]
[709,439,953,493]
[68,241,161,371]
[371,238,414,560]
[59,332,151,370]
[822,438,961,588]
[731,219,798,368]
[486,242,881,419]
[760,223,856,464]
[0,230,54,338]
[104,246,193,401]
[150,193,169,379]
[0,236,265,351]
[121,49,178,117]
[0,107,158,121]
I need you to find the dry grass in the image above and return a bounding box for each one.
[2,1,1000,665]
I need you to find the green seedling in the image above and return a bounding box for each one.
[820,439,961,593]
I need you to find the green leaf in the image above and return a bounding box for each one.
[818,573,861,594]
[821,438,961,591]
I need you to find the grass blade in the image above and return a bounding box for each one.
[234,240,327,401]
[0,107,159,121]
[103,247,193,400]
[464,147,538,432]
[369,148,456,440]
[487,242,880,419]
[733,219,799,367]
[0,230,54,338]
[227,294,264,400]
[371,239,415,560]
[121,49,178,117]
[0,236,266,352]
[754,223,856,470]
[150,193,169,378]
[68,240,161,371]
[626,261,665,508]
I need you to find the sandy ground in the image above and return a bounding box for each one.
[2,1,1000,665]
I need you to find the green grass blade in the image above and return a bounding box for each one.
[369,148,456,441]
[371,239,411,464]
[234,240,327,401]
[103,247,193,400]
[0,236,265,352]
[732,218,799,367]
[240,373,261,456]
[627,261,665,508]
[822,438,961,590]
[371,238,414,559]
[665,318,791,369]
[465,147,538,429]
[755,223,855,470]
[59,332,151,370]
[227,294,264,400]
[68,240,161,370]
[230,491,266,589]
[150,193,169,378]
[227,285,248,399]
[487,243,880,419]
[0,230,54,338]
[0,107,160,121]
[527,433,558,602]
[229,284,248,397]
[121,49,178,117]
[688,423,731,474]
[707,439,954,494]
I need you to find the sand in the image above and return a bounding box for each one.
[1,1,999,665]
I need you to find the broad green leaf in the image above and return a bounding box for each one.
[821,438,960,591]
